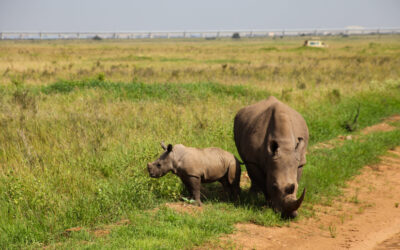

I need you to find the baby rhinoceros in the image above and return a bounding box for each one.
[147,142,241,206]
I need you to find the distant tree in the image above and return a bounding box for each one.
[232,32,240,39]
[93,35,102,40]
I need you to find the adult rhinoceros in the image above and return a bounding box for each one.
[234,96,309,218]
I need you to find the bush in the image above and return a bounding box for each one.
[232,32,240,39]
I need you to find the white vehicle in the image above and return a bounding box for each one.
[303,40,327,48]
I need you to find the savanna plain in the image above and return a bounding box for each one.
[0,35,400,249]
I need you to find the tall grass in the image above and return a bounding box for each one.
[0,36,399,248]
[1,35,399,91]
[39,129,400,249]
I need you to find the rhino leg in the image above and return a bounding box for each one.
[219,177,239,201]
[232,161,242,198]
[181,177,194,199]
[231,179,241,199]
[246,163,267,195]
[219,178,231,199]
[187,176,202,206]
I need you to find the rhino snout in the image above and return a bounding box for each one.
[284,183,296,195]
[147,163,156,177]
[281,188,306,218]
[270,182,304,218]
[271,182,296,196]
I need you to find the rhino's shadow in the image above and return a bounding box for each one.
[181,182,269,211]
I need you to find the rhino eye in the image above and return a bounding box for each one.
[156,163,161,168]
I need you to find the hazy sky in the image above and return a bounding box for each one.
[1,0,399,32]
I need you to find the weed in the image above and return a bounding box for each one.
[328,89,341,104]
[350,189,360,204]
[357,206,365,214]
[339,214,346,224]
[328,224,337,238]
[280,88,293,101]
[343,105,360,132]
[297,82,307,89]
[97,72,105,81]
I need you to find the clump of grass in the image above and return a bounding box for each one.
[97,72,105,81]
[343,105,360,132]
[280,88,293,101]
[327,89,341,104]
[297,82,307,89]
[328,224,337,238]
[350,189,360,204]
[260,47,279,52]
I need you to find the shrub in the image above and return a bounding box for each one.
[232,32,240,39]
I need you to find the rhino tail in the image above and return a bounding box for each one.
[228,159,242,185]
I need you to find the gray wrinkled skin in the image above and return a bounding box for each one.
[147,143,241,206]
[234,96,309,218]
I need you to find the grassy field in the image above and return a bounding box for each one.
[0,35,399,249]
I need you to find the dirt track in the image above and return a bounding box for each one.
[215,116,400,250]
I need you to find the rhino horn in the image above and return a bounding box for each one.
[283,187,306,213]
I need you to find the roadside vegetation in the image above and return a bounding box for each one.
[0,35,399,248]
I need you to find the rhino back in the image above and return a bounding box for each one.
[177,147,233,182]
[234,96,308,164]
[234,96,278,163]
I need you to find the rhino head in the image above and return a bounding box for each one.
[147,142,175,178]
[265,136,306,218]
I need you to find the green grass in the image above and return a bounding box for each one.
[40,79,267,101]
[36,78,400,145]
[0,36,400,248]
[38,129,400,249]
[259,46,280,52]
[302,86,400,144]
[0,78,399,249]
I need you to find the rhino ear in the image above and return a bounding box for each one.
[295,137,305,152]
[161,142,167,150]
[167,144,173,152]
[269,140,279,157]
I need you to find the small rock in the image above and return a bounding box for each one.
[346,135,352,140]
